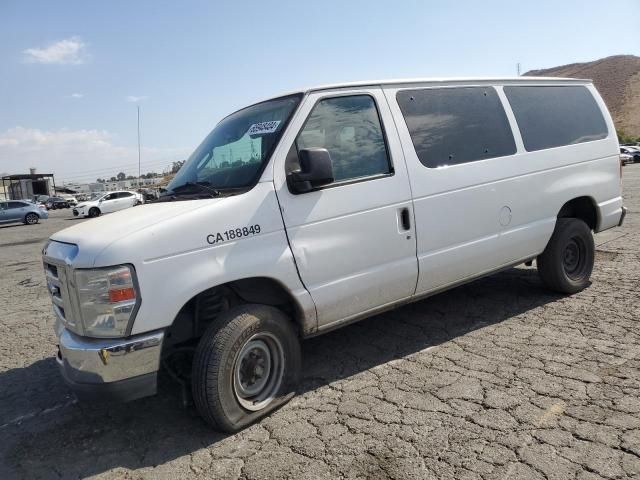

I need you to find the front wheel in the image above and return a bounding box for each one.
[88,207,100,218]
[537,218,594,294]
[24,213,39,225]
[192,304,301,432]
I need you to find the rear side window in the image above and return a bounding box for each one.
[8,201,26,209]
[396,87,516,168]
[504,85,608,151]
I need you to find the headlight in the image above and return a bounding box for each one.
[74,265,140,338]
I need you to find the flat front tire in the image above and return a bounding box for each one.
[537,218,594,294]
[192,304,301,432]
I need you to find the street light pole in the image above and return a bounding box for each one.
[137,104,141,190]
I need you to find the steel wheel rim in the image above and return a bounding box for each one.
[563,236,587,280]
[233,333,284,411]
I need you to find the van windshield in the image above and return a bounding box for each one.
[166,94,302,197]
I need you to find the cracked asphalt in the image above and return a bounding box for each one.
[1,166,639,479]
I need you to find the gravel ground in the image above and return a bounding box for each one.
[0,166,639,480]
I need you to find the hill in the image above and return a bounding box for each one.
[526,55,640,139]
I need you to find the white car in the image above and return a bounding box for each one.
[72,190,139,217]
[43,77,625,432]
[59,194,78,206]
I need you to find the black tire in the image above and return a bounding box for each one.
[88,207,100,218]
[192,304,301,432]
[24,213,39,225]
[537,218,594,294]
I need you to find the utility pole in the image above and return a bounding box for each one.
[517,63,521,76]
[137,104,141,190]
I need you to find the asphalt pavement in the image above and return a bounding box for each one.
[1,166,639,479]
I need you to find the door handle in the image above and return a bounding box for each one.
[399,207,411,231]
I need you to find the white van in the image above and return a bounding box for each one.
[43,77,626,431]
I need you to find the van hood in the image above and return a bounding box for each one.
[50,199,222,265]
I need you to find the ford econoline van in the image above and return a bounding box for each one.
[43,77,626,431]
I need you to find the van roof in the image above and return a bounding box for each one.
[260,76,592,103]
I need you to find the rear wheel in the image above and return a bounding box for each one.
[537,218,594,294]
[192,304,301,432]
[88,207,100,218]
[24,213,39,225]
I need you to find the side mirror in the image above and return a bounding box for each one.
[287,148,334,193]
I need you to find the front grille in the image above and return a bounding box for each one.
[44,260,79,332]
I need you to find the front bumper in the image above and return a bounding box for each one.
[56,326,164,402]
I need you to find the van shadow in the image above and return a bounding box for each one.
[1,266,562,479]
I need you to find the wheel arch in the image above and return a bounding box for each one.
[557,196,599,231]
[162,276,310,353]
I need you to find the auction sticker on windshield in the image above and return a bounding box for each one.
[246,121,280,136]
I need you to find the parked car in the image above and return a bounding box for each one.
[620,146,640,163]
[60,194,78,206]
[43,77,625,432]
[0,200,48,225]
[45,197,71,210]
[27,198,48,209]
[620,152,634,166]
[72,190,140,217]
[134,191,145,205]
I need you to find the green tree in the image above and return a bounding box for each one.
[117,172,126,181]
[171,160,185,173]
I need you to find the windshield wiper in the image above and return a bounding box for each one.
[170,181,222,197]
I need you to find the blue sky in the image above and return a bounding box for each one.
[1,0,638,184]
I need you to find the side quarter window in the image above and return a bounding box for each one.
[396,87,517,168]
[287,95,392,183]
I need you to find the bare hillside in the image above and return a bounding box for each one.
[526,55,640,137]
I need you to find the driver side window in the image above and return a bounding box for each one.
[288,95,392,183]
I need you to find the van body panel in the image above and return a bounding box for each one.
[53,182,317,336]
[384,82,621,295]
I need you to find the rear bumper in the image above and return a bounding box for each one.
[56,327,165,403]
[619,206,627,227]
[597,197,625,232]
